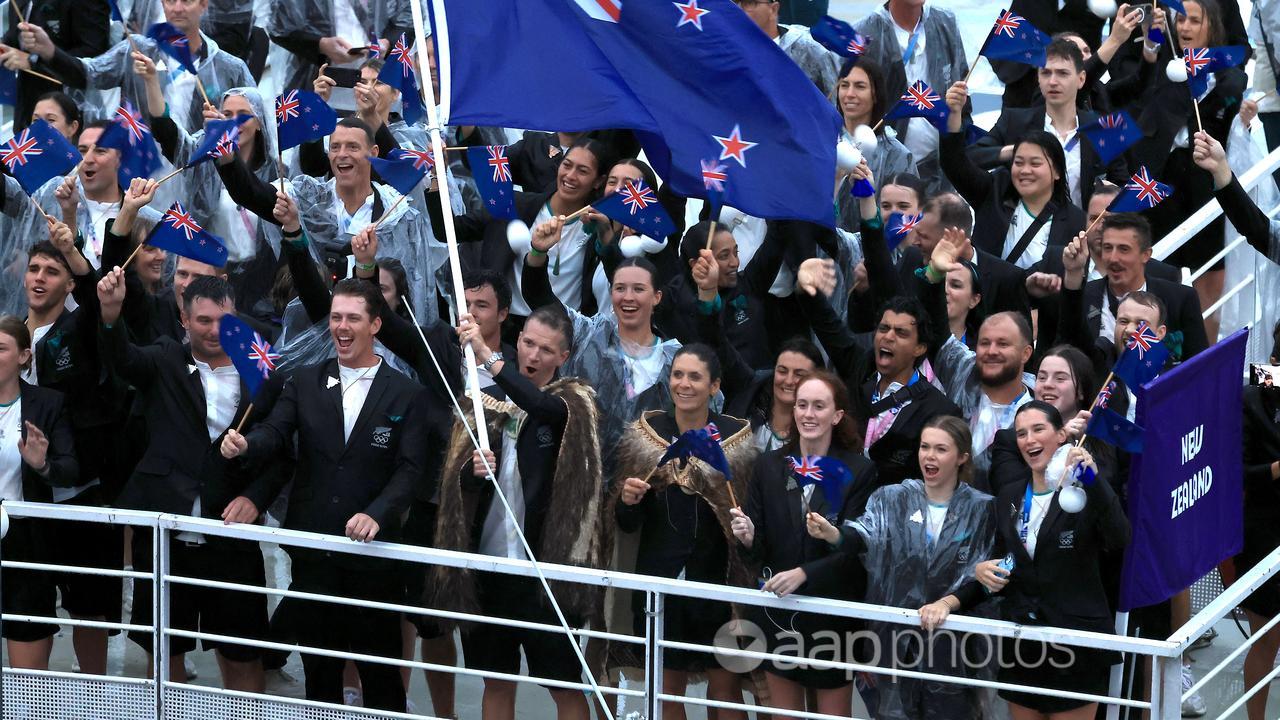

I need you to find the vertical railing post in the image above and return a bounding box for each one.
[1150,654,1182,719]
[0,504,7,705]
[649,592,665,720]
[153,520,171,716]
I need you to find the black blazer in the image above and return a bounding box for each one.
[993,475,1129,633]
[5,0,109,128]
[857,377,962,487]
[740,447,878,601]
[986,428,1117,499]
[1080,276,1208,362]
[897,245,1032,323]
[940,131,1086,268]
[100,325,287,518]
[1243,386,1280,536]
[459,362,569,554]
[1130,59,1246,175]
[968,105,1130,212]
[10,381,80,502]
[243,358,429,547]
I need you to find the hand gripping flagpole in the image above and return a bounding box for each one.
[405,1,615,715]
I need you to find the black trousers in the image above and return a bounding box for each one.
[283,553,406,712]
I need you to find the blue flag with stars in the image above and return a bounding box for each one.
[979,9,1049,67]
[466,145,516,220]
[146,22,198,75]
[377,33,425,125]
[1072,110,1139,165]
[1107,167,1172,213]
[1086,407,1145,453]
[188,115,251,168]
[431,0,841,227]
[811,15,868,59]
[1,119,79,195]
[885,212,923,251]
[0,68,15,106]
[1183,46,1247,99]
[95,101,163,187]
[369,148,432,197]
[274,89,338,151]
[788,455,853,512]
[883,81,949,128]
[219,314,280,399]
[1113,321,1169,390]
[146,201,229,267]
[591,179,676,237]
[657,423,732,479]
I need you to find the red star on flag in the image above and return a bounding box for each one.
[673,0,709,30]
[713,124,757,168]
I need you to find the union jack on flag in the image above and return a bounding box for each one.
[367,31,381,59]
[1184,47,1212,77]
[1096,380,1116,409]
[904,81,940,111]
[886,212,923,242]
[249,333,281,376]
[399,148,434,171]
[2,127,42,169]
[788,455,823,481]
[210,130,237,160]
[163,203,202,241]
[486,145,511,183]
[701,159,727,192]
[389,35,413,77]
[992,10,1023,38]
[1126,320,1160,357]
[115,102,151,145]
[1129,167,1168,207]
[619,180,656,215]
[847,33,867,55]
[705,422,721,442]
[1098,113,1125,129]
[275,90,302,125]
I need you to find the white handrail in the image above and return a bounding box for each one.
[1152,145,1280,262]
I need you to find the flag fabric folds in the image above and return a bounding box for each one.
[978,9,1050,67]
[188,115,252,168]
[883,81,949,128]
[0,68,15,106]
[95,101,164,186]
[466,145,516,220]
[147,22,198,75]
[885,212,923,251]
[591,180,676,237]
[431,0,841,227]
[146,202,229,266]
[1183,46,1247,98]
[1073,110,1140,165]
[275,90,338,151]
[377,33,425,125]
[1107,167,1172,213]
[657,424,732,478]
[369,148,432,197]
[787,455,853,509]
[1112,320,1169,389]
[1,119,79,195]
[218,315,280,398]
[1086,407,1145,453]
[811,15,868,59]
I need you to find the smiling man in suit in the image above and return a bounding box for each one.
[98,271,282,693]
[222,278,430,713]
[969,39,1129,212]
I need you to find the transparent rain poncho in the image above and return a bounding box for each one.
[777,24,841,97]
[267,0,412,102]
[835,129,917,235]
[843,479,998,720]
[78,32,253,133]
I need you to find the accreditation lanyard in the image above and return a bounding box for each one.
[901,20,923,66]
[1018,483,1034,546]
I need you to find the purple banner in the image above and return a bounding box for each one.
[1119,328,1247,612]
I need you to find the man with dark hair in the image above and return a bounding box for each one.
[897,192,1032,322]
[969,38,1129,210]
[222,278,429,712]
[1067,216,1207,362]
[23,227,127,678]
[1082,183,1181,284]
[991,0,1107,108]
[431,301,603,719]
[97,268,285,693]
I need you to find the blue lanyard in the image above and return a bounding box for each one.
[871,369,920,405]
[1018,484,1033,545]
[901,21,922,66]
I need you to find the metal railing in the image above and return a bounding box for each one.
[7,500,1263,720]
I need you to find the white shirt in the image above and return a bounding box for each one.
[620,338,665,399]
[1045,113,1083,208]
[478,419,527,559]
[81,197,121,270]
[511,205,590,316]
[1023,490,1054,558]
[1099,281,1147,343]
[1003,201,1052,270]
[339,360,381,442]
[0,398,22,502]
[22,324,53,386]
[335,192,376,239]
[327,0,367,111]
[195,359,240,443]
[925,502,948,545]
[892,18,939,167]
[970,389,1031,469]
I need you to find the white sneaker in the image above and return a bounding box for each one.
[1181,664,1207,717]
[343,687,363,707]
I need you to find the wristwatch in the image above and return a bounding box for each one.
[482,352,503,373]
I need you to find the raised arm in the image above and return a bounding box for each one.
[216,154,281,223]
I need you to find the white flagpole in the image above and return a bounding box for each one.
[405,5,616,718]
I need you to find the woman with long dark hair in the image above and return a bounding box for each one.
[941,83,1086,270]
[835,57,917,232]
[730,371,877,716]
[725,338,826,453]
[808,415,997,719]
[614,344,757,720]
[976,401,1128,720]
